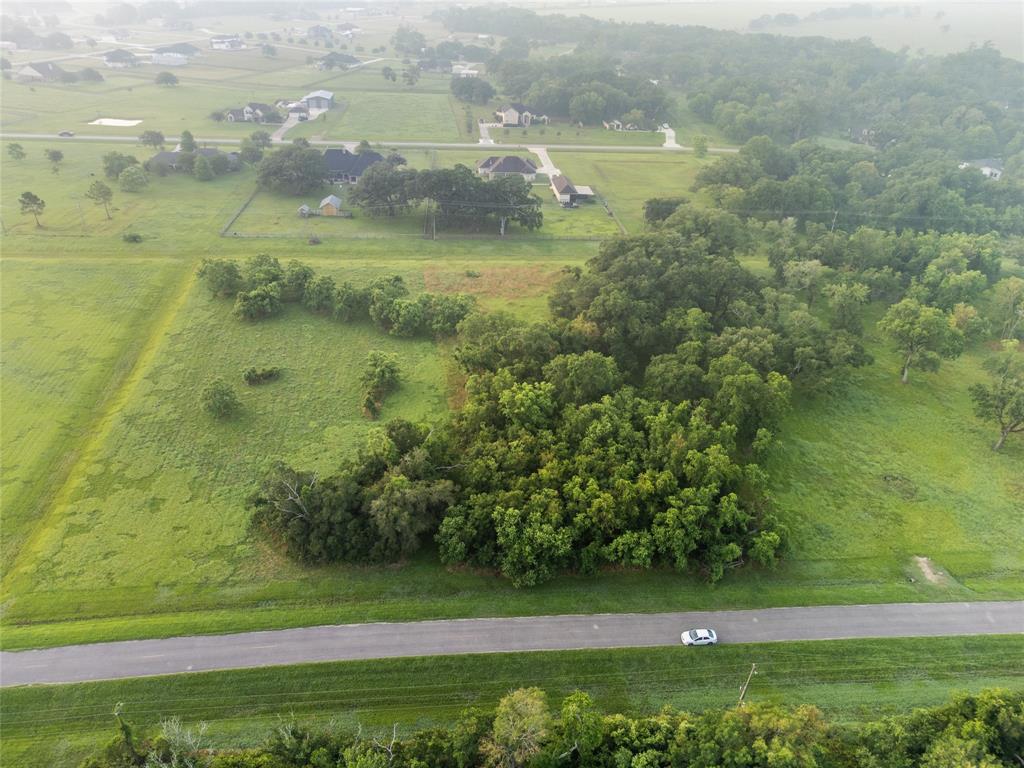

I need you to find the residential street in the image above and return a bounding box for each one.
[3,601,1020,687]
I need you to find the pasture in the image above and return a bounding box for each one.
[2,636,1021,768]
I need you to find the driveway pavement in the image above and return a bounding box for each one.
[2,601,1020,687]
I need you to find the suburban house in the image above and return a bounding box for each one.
[495,103,549,127]
[319,194,342,216]
[151,52,188,67]
[323,147,383,183]
[476,155,538,182]
[146,147,241,173]
[154,42,200,57]
[959,159,1004,180]
[452,63,479,78]
[307,25,333,41]
[317,52,359,70]
[336,23,361,37]
[550,175,595,206]
[210,35,244,50]
[16,61,66,82]
[104,49,139,68]
[225,103,281,123]
[302,90,335,110]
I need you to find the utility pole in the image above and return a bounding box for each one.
[738,663,757,705]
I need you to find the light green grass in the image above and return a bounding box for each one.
[0,259,184,574]
[493,124,665,147]
[549,151,715,231]
[288,91,466,143]
[2,637,1021,768]
[2,267,448,624]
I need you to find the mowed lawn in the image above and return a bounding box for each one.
[288,91,466,143]
[3,637,1021,768]
[0,259,185,575]
[549,151,714,231]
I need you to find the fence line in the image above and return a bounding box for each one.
[220,186,260,236]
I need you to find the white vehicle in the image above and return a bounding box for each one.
[681,628,718,646]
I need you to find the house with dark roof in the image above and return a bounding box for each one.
[317,51,360,70]
[16,61,66,82]
[146,147,241,173]
[476,155,537,182]
[495,103,548,127]
[104,49,139,68]
[154,42,201,57]
[323,148,383,183]
[550,174,594,205]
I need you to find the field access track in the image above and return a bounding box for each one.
[3,601,1021,687]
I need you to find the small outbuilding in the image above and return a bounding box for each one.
[958,158,1004,180]
[319,194,343,216]
[298,204,313,217]
[302,90,335,110]
[550,175,594,206]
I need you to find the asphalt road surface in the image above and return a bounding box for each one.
[2,601,1020,687]
[0,131,738,153]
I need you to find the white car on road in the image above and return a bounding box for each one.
[681,628,718,646]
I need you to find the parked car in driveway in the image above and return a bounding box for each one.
[681,628,718,646]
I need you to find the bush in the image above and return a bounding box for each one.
[233,282,282,321]
[201,378,241,418]
[243,366,282,385]
[122,232,143,243]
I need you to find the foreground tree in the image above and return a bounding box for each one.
[179,130,197,153]
[154,71,178,86]
[7,143,25,161]
[85,180,114,219]
[201,379,241,418]
[102,151,138,180]
[969,344,1024,450]
[139,130,165,149]
[44,148,63,174]
[197,258,243,297]
[256,144,325,195]
[878,299,963,383]
[19,191,45,227]
[118,165,149,192]
[361,351,401,417]
[992,276,1024,340]
[482,688,551,768]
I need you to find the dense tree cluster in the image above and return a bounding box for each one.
[197,255,475,339]
[450,75,496,105]
[693,136,1023,235]
[252,223,879,586]
[350,163,544,232]
[438,7,1023,158]
[256,144,327,195]
[81,688,1024,768]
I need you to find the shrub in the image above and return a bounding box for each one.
[122,232,143,243]
[201,378,241,418]
[243,366,282,385]
[233,282,282,321]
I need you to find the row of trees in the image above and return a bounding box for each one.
[690,136,1023,236]
[349,163,544,232]
[197,255,476,339]
[81,688,1024,768]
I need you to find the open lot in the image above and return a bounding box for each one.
[2,636,1021,768]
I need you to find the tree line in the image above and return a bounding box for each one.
[349,163,543,232]
[197,255,476,338]
[80,687,1024,768]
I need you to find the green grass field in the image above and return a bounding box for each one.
[550,150,714,231]
[3,636,1021,768]
[287,91,467,143]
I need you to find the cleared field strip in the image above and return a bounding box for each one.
[2,264,198,589]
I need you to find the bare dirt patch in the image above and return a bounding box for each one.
[423,265,563,299]
[913,556,950,586]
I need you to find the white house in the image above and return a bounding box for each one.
[959,159,1004,180]
[452,63,479,78]
[151,52,188,67]
[495,103,548,127]
[302,90,334,110]
[210,35,244,50]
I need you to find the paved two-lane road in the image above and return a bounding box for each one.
[2,601,1020,687]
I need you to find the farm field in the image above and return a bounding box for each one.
[2,636,1022,768]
